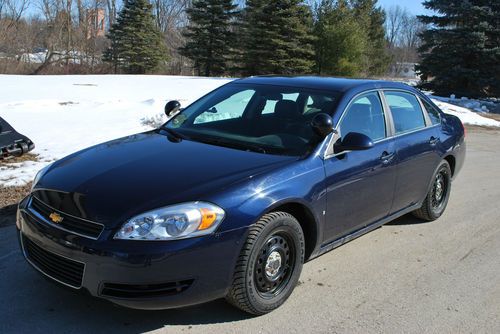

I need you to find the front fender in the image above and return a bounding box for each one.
[209,156,327,244]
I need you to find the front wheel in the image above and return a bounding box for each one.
[226,212,304,315]
[413,160,452,221]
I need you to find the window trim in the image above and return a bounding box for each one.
[324,88,440,160]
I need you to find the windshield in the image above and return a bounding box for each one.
[164,83,340,156]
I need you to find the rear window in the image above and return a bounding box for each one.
[384,91,426,134]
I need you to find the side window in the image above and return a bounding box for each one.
[339,92,386,141]
[262,93,299,114]
[384,91,426,134]
[194,89,255,124]
[421,99,441,125]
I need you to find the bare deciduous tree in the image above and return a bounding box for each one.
[385,5,405,48]
[384,5,425,77]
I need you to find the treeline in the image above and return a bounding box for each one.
[1,0,498,97]
[1,0,417,77]
[107,0,391,77]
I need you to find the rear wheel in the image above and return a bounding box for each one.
[226,212,304,315]
[413,160,452,221]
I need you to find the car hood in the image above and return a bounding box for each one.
[33,130,296,228]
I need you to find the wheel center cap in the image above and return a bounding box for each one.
[265,251,282,278]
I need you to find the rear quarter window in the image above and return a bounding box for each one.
[421,99,442,125]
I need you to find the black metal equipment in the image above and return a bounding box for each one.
[0,117,35,160]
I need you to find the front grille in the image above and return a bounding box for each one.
[101,280,194,299]
[30,196,104,239]
[22,236,85,289]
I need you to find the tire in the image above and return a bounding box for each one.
[412,160,452,221]
[226,211,305,315]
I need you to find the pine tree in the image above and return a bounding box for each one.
[180,0,238,77]
[104,0,167,74]
[416,0,500,98]
[313,0,367,76]
[239,0,315,75]
[351,0,389,76]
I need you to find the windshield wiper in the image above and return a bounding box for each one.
[161,127,188,141]
[196,137,267,154]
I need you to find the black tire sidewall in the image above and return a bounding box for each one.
[245,215,304,313]
[427,161,452,219]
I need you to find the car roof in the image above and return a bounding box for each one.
[232,76,414,94]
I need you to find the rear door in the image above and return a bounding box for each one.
[323,91,397,243]
[382,90,441,214]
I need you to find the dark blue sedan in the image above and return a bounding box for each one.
[17,77,466,315]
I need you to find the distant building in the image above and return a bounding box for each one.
[86,8,106,39]
[390,62,419,79]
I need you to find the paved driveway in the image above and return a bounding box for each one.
[1,127,499,333]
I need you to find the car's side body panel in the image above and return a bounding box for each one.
[389,126,442,214]
[322,138,397,243]
[206,155,327,254]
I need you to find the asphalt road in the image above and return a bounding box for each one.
[1,127,499,334]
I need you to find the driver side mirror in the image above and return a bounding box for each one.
[335,132,374,153]
[165,100,181,117]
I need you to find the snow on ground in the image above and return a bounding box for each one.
[0,75,231,186]
[0,75,498,187]
[430,94,499,113]
[430,97,500,128]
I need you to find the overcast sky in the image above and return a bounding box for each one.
[378,0,432,15]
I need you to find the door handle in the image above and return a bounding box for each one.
[429,136,440,146]
[380,151,395,164]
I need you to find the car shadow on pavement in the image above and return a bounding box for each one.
[385,214,431,226]
[0,213,252,334]
[0,204,17,228]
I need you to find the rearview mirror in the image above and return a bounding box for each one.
[165,100,181,117]
[335,132,374,152]
[311,113,334,139]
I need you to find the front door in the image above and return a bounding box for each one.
[323,91,397,243]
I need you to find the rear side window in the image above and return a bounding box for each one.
[384,91,426,134]
[340,91,386,141]
[421,99,441,125]
[194,89,255,124]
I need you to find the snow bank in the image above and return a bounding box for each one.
[0,74,498,187]
[431,95,499,113]
[429,98,500,128]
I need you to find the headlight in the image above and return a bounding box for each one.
[31,163,52,192]
[114,202,225,241]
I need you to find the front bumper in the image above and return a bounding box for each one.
[17,197,247,310]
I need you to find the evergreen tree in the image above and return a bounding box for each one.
[239,0,315,75]
[417,0,500,98]
[104,0,167,74]
[180,0,238,77]
[351,0,389,76]
[313,0,367,76]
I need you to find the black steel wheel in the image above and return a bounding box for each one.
[226,212,304,315]
[413,160,452,221]
[254,232,296,298]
